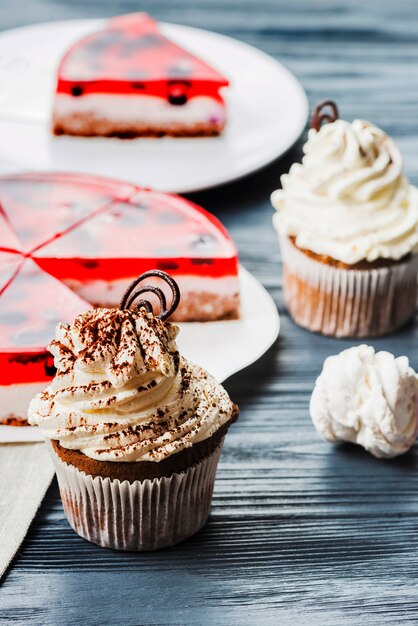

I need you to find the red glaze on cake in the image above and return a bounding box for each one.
[0,258,88,425]
[52,13,229,138]
[0,172,240,424]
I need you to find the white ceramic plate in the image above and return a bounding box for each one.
[0,19,308,193]
[0,266,280,443]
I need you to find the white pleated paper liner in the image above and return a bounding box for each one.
[280,236,418,338]
[47,440,223,551]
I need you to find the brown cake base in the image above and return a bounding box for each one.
[51,404,239,482]
[281,236,418,338]
[170,292,240,322]
[52,113,225,138]
[48,406,239,551]
[290,237,412,270]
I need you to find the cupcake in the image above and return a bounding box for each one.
[28,270,239,551]
[271,100,418,337]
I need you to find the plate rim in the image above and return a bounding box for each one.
[178,265,280,382]
[221,265,280,381]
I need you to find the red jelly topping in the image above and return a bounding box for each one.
[0,173,238,386]
[0,259,87,385]
[56,13,228,100]
[0,174,133,253]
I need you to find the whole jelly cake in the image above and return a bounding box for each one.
[52,13,229,138]
[0,172,239,424]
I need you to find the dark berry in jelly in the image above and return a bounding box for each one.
[157,260,179,271]
[71,85,84,97]
[191,258,214,266]
[81,259,100,270]
[168,89,188,106]
[44,356,57,377]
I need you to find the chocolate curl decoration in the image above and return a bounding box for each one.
[120,270,180,321]
[311,100,339,131]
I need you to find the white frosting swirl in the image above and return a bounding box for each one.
[310,345,418,459]
[28,308,235,462]
[272,118,418,264]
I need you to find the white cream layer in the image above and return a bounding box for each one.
[0,381,46,421]
[53,94,226,126]
[28,308,236,461]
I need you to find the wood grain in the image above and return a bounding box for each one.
[2,1,418,624]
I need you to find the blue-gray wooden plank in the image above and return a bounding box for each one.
[2,1,418,624]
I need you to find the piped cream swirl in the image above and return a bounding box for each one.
[28,308,235,462]
[272,118,418,263]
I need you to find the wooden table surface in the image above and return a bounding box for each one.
[2,1,418,624]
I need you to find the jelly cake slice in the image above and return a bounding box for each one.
[0,258,88,425]
[34,189,240,321]
[0,173,135,253]
[52,13,229,138]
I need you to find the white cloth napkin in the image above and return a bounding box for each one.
[0,442,54,579]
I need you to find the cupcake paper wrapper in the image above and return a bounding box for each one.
[48,440,223,551]
[280,236,418,338]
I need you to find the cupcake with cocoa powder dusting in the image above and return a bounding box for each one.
[28,270,238,551]
[271,100,418,337]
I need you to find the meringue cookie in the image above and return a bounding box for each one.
[310,345,418,458]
